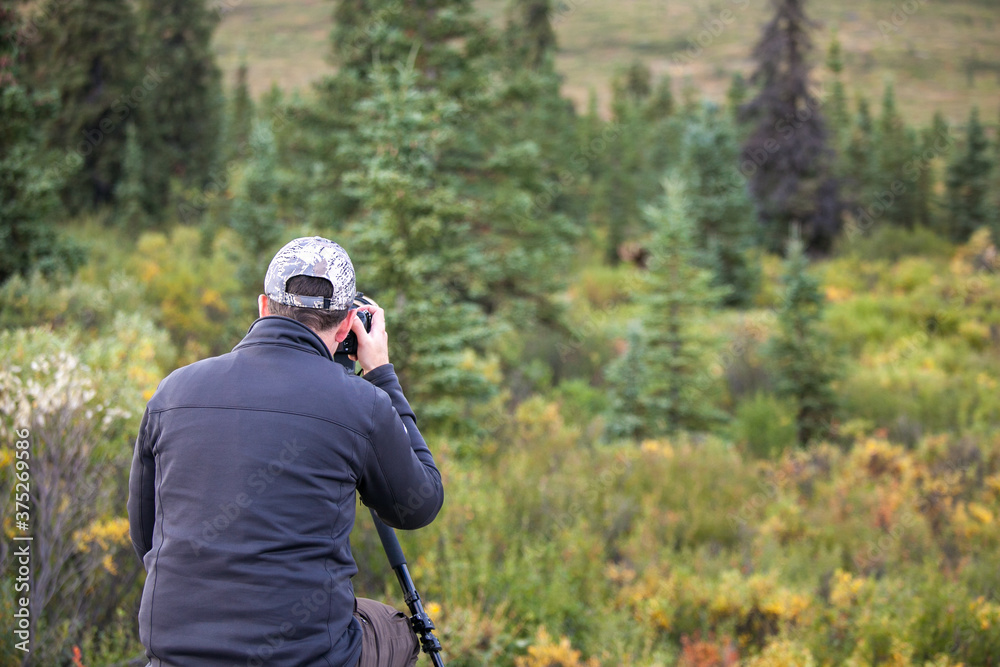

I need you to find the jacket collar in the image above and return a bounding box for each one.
[234,316,333,360]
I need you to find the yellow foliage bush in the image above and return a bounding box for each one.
[132,226,251,363]
[514,627,599,667]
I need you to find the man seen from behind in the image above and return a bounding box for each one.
[127,236,443,666]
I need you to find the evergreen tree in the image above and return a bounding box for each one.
[322,0,578,306]
[766,235,839,446]
[945,108,995,242]
[995,108,1000,233]
[874,83,919,227]
[594,140,637,266]
[644,75,684,181]
[0,0,79,283]
[25,0,140,212]
[596,61,660,265]
[842,95,875,213]
[331,0,487,96]
[740,0,840,254]
[824,32,849,150]
[617,60,652,103]
[633,177,728,436]
[505,0,556,70]
[138,0,223,208]
[921,111,951,234]
[490,4,579,240]
[646,74,675,122]
[300,1,579,414]
[682,107,760,307]
[913,124,936,229]
[230,120,281,267]
[226,61,255,162]
[605,321,650,442]
[114,123,148,231]
[340,66,497,432]
[726,72,748,126]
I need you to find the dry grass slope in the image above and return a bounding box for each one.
[212,0,1000,124]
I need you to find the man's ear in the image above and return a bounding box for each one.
[258,294,269,318]
[333,311,355,343]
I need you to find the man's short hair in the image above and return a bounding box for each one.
[268,275,350,332]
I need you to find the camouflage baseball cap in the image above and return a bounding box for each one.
[264,237,356,310]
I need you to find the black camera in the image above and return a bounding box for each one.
[336,292,373,358]
[338,310,371,356]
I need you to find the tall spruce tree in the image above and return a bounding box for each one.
[505,0,556,70]
[874,84,920,228]
[740,0,840,254]
[331,0,486,96]
[314,0,577,314]
[288,0,581,422]
[842,95,875,215]
[628,176,728,436]
[726,72,748,126]
[596,61,661,265]
[0,0,77,282]
[25,0,140,212]
[920,111,951,235]
[682,107,760,307]
[339,66,497,432]
[138,0,223,209]
[766,234,839,446]
[913,122,937,229]
[995,108,1000,234]
[230,120,281,271]
[493,0,580,239]
[945,107,995,242]
[647,74,675,122]
[226,61,255,163]
[824,32,849,150]
[114,122,148,231]
[643,74,683,183]
[605,321,650,442]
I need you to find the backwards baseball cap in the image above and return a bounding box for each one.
[264,236,356,311]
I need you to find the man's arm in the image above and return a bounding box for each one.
[359,365,443,529]
[127,407,156,563]
[349,303,443,529]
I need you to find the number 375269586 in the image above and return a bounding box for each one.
[14,429,31,526]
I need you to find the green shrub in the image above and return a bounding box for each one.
[131,226,253,363]
[731,393,798,459]
[835,224,954,262]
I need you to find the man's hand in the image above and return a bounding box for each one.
[349,300,390,374]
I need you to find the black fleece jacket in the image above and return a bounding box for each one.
[127,316,443,667]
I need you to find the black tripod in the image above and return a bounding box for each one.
[369,508,445,666]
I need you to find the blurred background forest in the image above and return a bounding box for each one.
[2,0,1000,664]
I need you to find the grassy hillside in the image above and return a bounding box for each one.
[213,0,1000,124]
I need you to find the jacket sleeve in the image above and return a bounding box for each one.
[358,364,443,530]
[127,407,156,564]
